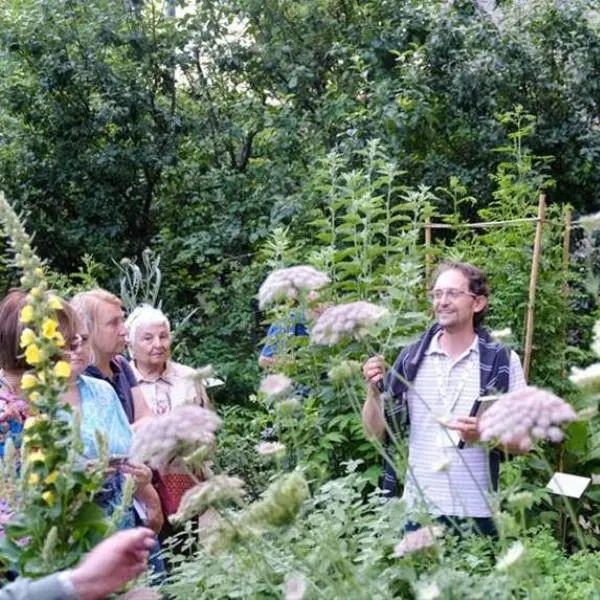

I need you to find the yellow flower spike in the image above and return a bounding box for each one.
[34,267,44,278]
[24,344,42,365]
[21,374,38,390]
[54,361,71,379]
[24,417,39,431]
[30,287,42,299]
[19,328,36,348]
[28,473,40,486]
[53,332,65,347]
[29,391,41,403]
[47,295,62,311]
[27,450,45,464]
[45,471,58,485]
[19,305,34,323]
[41,318,58,340]
[41,491,55,506]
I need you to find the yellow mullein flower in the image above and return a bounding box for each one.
[45,471,58,485]
[54,361,71,379]
[47,295,62,311]
[19,305,34,323]
[53,332,65,347]
[29,391,41,403]
[29,287,42,299]
[28,473,40,486]
[41,318,58,340]
[25,344,42,365]
[27,450,45,464]
[34,267,44,278]
[21,374,38,390]
[41,491,55,506]
[19,328,36,348]
[24,417,39,431]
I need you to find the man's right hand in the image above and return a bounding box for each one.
[363,356,385,389]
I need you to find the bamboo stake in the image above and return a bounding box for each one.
[415,217,562,230]
[424,216,432,283]
[523,194,547,381]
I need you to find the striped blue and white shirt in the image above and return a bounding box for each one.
[402,332,526,518]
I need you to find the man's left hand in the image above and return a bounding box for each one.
[445,416,480,443]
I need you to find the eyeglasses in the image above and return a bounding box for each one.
[67,333,90,352]
[428,288,477,302]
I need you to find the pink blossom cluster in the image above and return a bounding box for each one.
[393,525,445,558]
[258,266,330,309]
[478,386,577,451]
[131,405,221,469]
[310,301,389,345]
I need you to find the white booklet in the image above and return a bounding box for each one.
[546,472,591,499]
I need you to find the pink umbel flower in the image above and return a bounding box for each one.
[478,387,577,452]
[256,441,286,456]
[131,404,221,469]
[259,374,293,398]
[393,525,445,558]
[310,301,389,345]
[258,266,330,309]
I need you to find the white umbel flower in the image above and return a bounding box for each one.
[495,541,525,571]
[416,581,441,600]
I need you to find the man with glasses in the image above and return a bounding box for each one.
[362,261,526,536]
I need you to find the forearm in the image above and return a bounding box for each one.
[362,386,386,440]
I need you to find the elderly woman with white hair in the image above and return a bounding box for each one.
[125,304,209,415]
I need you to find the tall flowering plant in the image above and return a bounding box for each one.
[0,192,114,577]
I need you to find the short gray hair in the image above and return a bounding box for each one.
[125,304,170,358]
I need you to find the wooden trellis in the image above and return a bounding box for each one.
[420,194,578,382]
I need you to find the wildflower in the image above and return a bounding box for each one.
[131,405,221,469]
[45,471,58,485]
[24,344,42,365]
[170,475,245,525]
[569,363,600,393]
[21,373,39,390]
[284,575,307,600]
[24,416,44,431]
[47,295,63,311]
[53,332,65,347]
[29,287,42,299]
[54,361,71,379]
[21,374,38,390]
[41,491,55,506]
[19,328,36,348]
[260,374,293,398]
[245,470,309,528]
[258,266,330,309]
[41,318,58,340]
[27,450,45,464]
[310,301,389,345]
[495,541,525,571]
[392,525,445,557]
[277,397,301,416]
[328,360,362,382]
[19,305,34,323]
[415,581,441,600]
[28,473,40,486]
[29,391,41,403]
[479,387,577,451]
[256,441,286,457]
